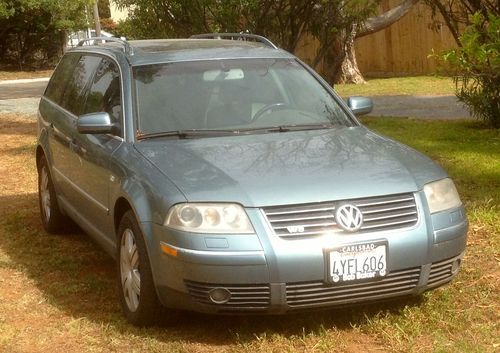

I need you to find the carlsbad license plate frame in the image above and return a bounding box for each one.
[326,241,388,284]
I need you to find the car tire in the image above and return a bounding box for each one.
[38,156,69,233]
[117,210,162,326]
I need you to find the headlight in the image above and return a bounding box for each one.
[165,203,254,233]
[424,178,462,213]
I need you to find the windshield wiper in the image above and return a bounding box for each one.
[137,129,238,140]
[238,123,336,134]
[137,124,336,140]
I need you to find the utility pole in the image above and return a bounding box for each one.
[92,1,101,38]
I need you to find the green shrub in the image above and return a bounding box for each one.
[441,12,499,128]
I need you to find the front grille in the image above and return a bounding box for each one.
[286,267,421,309]
[185,281,270,311]
[263,193,418,238]
[427,257,458,287]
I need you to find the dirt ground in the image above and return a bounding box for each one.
[1,113,497,353]
[0,113,389,352]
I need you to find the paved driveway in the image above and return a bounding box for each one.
[0,78,472,120]
[371,95,471,120]
[0,80,47,115]
[0,80,47,99]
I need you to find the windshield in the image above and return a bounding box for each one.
[134,58,354,135]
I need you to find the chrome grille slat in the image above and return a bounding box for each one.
[263,193,418,238]
[288,284,417,305]
[286,269,420,291]
[286,267,421,308]
[360,217,418,229]
[355,196,414,207]
[427,257,456,286]
[185,281,270,311]
[288,279,418,299]
[363,210,417,221]
[428,273,451,284]
[428,268,450,279]
[275,230,331,237]
[265,204,336,216]
[269,214,335,223]
[360,204,415,214]
[273,221,337,229]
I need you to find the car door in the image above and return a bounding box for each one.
[69,56,124,241]
[43,54,101,204]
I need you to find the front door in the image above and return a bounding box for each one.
[69,57,123,241]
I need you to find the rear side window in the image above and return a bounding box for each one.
[83,58,122,125]
[60,55,101,116]
[45,53,80,104]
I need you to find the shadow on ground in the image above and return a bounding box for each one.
[0,191,426,347]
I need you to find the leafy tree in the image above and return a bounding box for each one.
[98,0,111,18]
[114,0,417,84]
[440,13,499,127]
[426,1,499,127]
[0,0,92,69]
[425,0,499,46]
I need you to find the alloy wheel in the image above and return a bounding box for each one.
[40,166,51,223]
[120,228,141,312]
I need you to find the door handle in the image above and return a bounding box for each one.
[69,139,78,153]
[69,139,86,155]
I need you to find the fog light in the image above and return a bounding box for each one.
[451,259,461,275]
[208,287,231,304]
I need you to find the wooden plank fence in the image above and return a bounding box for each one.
[295,0,458,77]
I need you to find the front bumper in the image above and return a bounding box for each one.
[156,251,465,314]
[145,197,468,314]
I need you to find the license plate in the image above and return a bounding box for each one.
[328,242,387,283]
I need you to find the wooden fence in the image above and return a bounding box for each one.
[295,0,458,77]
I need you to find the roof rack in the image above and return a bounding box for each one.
[77,37,134,55]
[190,33,278,49]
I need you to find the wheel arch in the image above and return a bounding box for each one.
[35,144,46,170]
[114,197,134,237]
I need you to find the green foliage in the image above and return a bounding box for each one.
[0,0,92,70]
[113,0,378,83]
[441,12,500,128]
[425,0,499,46]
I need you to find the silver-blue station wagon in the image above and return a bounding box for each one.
[36,34,468,326]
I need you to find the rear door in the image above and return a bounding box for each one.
[40,54,101,203]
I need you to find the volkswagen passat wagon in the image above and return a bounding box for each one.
[36,34,468,326]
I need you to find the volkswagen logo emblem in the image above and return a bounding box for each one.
[336,204,363,232]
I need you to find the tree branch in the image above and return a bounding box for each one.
[357,0,419,38]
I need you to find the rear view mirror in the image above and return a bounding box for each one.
[77,112,119,135]
[203,68,244,81]
[347,96,373,116]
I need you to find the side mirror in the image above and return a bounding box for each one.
[77,112,119,135]
[347,96,373,116]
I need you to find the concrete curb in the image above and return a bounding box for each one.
[0,97,40,115]
[0,77,50,85]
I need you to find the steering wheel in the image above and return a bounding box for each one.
[252,102,290,121]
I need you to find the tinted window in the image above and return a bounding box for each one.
[83,58,122,126]
[45,53,80,104]
[60,55,101,115]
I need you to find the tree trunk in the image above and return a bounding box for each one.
[335,0,420,84]
[337,28,366,84]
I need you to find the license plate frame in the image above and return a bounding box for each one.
[325,240,388,284]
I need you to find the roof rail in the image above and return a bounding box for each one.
[77,37,134,55]
[190,33,278,49]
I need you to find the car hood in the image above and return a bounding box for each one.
[134,127,447,207]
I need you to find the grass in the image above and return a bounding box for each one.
[335,76,456,97]
[0,70,52,81]
[0,113,498,352]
